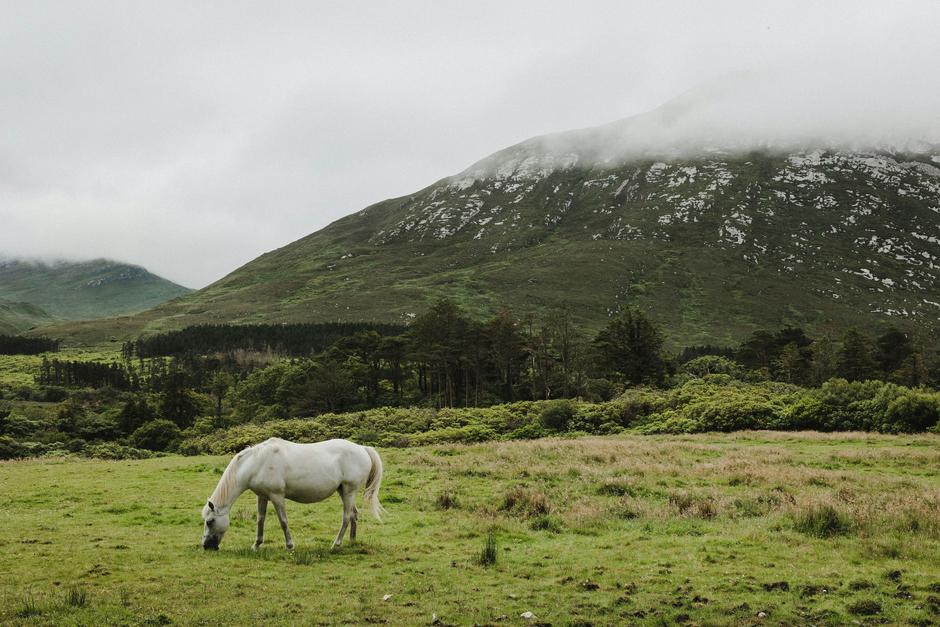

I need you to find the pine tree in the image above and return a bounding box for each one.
[875,328,913,376]
[837,329,878,382]
[593,308,665,385]
[808,334,837,386]
[774,342,807,384]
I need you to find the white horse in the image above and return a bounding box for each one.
[200,438,385,551]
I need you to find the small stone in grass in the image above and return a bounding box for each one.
[382,594,392,601]
[757,611,767,618]
[520,611,536,620]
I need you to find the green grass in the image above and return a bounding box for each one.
[1,432,939,624]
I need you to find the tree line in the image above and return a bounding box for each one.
[122,322,405,359]
[0,335,59,355]
[4,301,940,460]
[25,301,940,422]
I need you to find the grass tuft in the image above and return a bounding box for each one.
[64,586,88,608]
[435,490,459,510]
[597,480,635,497]
[500,486,550,518]
[792,504,852,538]
[476,533,497,567]
[529,514,565,533]
[669,492,718,519]
[16,594,42,618]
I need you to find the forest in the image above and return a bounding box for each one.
[1,299,939,460]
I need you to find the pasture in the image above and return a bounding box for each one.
[1,432,939,625]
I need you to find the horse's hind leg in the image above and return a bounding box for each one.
[253,495,268,550]
[270,495,294,550]
[350,501,359,542]
[332,486,356,549]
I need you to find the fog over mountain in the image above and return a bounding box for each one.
[474,67,940,174]
[2,1,938,287]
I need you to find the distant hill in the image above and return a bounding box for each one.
[36,105,940,348]
[0,299,55,335]
[0,258,190,334]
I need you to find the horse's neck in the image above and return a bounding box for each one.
[210,452,252,513]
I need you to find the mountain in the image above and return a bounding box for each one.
[39,120,940,348]
[0,258,191,333]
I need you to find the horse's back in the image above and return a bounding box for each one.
[250,438,372,503]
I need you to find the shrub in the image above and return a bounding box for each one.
[39,387,68,403]
[569,404,620,432]
[64,438,87,453]
[792,504,852,537]
[539,400,576,431]
[680,355,745,379]
[73,411,121,441]
[585,378,623,402]
[131,419,182,452]
[0,411,41,438]
[611,388,670,426]
[82,442,155,460]
[881,390,940,432]
[507,422,549,440]
[634,410,698,434]
[410,424,498,446]
[0,435,29,460]
[683,392,783,432]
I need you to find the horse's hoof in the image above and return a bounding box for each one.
[331,543,341,550]
[252,543,262,551]
[286,544,294,551]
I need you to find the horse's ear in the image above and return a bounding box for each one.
[208,501,215,512]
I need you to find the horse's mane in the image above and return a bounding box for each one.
[209,446,254,509]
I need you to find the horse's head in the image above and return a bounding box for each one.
[201,500,229,550]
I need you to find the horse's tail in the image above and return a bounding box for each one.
[363,446,386,521]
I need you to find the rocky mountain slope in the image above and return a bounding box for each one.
[46,138,940,348]
[0,258,190,333]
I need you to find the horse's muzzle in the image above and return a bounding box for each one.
[202,537,220,551]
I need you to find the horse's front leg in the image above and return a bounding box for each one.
[270,495,294,550]
[253,495,268,550]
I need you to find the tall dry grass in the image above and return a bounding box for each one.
[414,433,940,539]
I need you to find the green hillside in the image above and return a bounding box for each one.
[0,258,190,330]
[0,298,55,335]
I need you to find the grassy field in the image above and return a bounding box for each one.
[1,432,939,625]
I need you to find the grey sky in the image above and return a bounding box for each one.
[2,1,938,288]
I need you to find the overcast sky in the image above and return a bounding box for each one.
[2,1,939,288]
